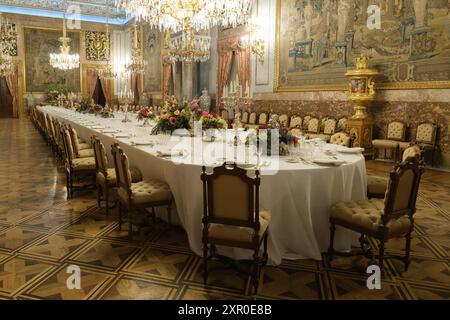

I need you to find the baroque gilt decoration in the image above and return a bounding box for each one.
[275,0,450,91]
[85,31,109,61]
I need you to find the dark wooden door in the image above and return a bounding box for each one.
[0,77,13,118]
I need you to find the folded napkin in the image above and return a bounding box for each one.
[313,158,346,166]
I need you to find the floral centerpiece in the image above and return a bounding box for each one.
[100,106,114,118]
[151,96,192,134]
[137,107,155,126]
[255,117,299,156]
[46,83,68,105]
[199,112,228,130]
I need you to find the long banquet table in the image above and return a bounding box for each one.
[40,106,368,265]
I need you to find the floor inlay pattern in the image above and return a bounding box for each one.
[0,118,449,299]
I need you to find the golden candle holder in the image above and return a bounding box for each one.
[345,55,379,120]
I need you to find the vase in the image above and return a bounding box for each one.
[199,88,211,113]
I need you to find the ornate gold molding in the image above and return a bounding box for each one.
[85,31,109,61]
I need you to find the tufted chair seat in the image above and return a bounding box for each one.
[372,122,406,162]
[72,157,96,171]
[367,175,388,198]
[96,167,143,186]
[330,132,351,147]
[331,199,411,239]
[307,133,330,142]
[372,139,401,149]
[78,148,95,158]
[117,180,172,207]
[208,211,271,244]
[78,142,91,150]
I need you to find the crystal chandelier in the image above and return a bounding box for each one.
[240,17,265,64]
[0,12,16,77]
[169,28,211,62]
[49,13,80,71]
[116,0,253,33]
[99,7,117,80]
[125,22,145,74]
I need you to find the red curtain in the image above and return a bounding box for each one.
[217,50,233,107]
[87,69,98,99]
[5,65,19,118]
[99,78,110,105]
[236,47,251,92]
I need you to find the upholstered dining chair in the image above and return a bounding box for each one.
[200,163,271,295]
[279,114,289,128]
[241,111,249,124]
[61,126,96,199]
[248,112,257,125]
[221,109,229,121]
[367,145,423,199]
[330,132,353,147]
[52,118,65,162]
[68,126,94,158]
[400,123,438,167]
[309,118,337,142]
[329,157,424,273]
[258,113,268,126]
[372,121,407,162]
[92,138,143,215]
[303,116,311,130]
[289,116,302,129]
[337,118,348,132]
[306,118,320,136]
[112,144,173,237]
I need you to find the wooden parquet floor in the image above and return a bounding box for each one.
[0,118,448,300]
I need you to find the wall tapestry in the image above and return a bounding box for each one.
[275,0,450,91]
[143,25,162,93]
[24,27,81,92]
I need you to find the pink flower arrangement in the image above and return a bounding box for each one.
[199,113,228,130]
[137,107,154,121]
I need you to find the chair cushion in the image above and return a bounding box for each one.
[78,149,95,158]
[331,199,411,238]
[78,142,91,150]
[308,133,330,142]
[117,179,172,206]
[72,157,96,171]
[208,211,271,244]
[399,142,411,150]
[372,139,400,148]
[97,167,143,186]
[367,175,388,196]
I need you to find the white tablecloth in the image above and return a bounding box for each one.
[40,106,367,265]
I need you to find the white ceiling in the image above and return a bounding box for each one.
[0,0,129,24]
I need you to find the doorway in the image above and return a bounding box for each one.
[92,77,106,107]
[0,77,13,118]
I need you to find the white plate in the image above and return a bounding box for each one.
[338,147,365,154]
[132,141,153,146]
[114,133,130,138]
[101,129,118,133]
[313,158,345,166]
[285,158,300,163]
